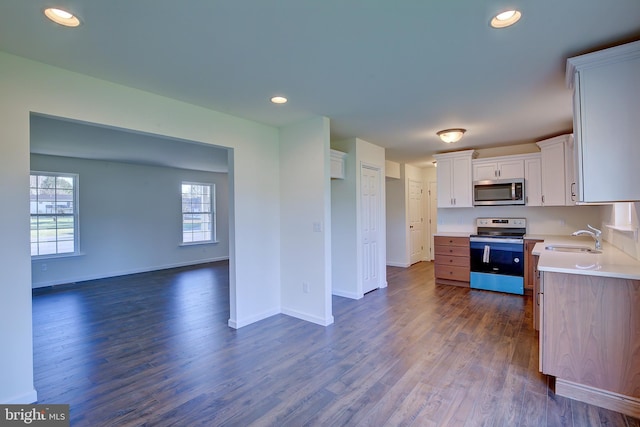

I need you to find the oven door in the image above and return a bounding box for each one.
[470,238,524,294]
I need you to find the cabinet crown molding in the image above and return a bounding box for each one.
[433,149,477,160]
[566,40,640,89]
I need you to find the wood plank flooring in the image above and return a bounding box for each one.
[32,261,640,426]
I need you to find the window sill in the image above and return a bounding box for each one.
[32,252,85,261]
[605,224,638,240]
[179,241,219,247]
[605,224,635,232]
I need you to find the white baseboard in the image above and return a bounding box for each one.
[556,378,640,418]
[332,289,363,300]
[386,261,410,268]
[2,388,38,404]
[228,307,281,329]
[281,307,334,326]
[32,257,229,289]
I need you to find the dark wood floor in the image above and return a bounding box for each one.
[32,261,639,426]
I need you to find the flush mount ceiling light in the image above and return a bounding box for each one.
[490,9,522,28]
[437,128,466,143]
[270,96,288,104]
[44,7,81,27]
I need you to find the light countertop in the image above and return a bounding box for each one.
[434,232,472,238]
[532,236,640,280]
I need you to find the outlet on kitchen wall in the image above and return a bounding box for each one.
[302,282,310,293]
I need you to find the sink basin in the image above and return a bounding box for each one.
[545,245,601,254]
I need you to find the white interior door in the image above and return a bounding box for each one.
[361,165,380,294]
[428,181,437,261]
[409,179,423,265]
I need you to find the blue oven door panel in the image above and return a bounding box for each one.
[470,272,524,295]
[469,241,524,277]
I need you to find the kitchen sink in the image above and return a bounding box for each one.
[545,245,601,254]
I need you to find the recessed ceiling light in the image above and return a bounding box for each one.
[270,96,288,104]
[490,9,521,28]
[44,7,81,27]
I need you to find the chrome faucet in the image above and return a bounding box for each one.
[572,224,602,250]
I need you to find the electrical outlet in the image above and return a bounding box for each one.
[41,263,47,272]
[302,282,310,293]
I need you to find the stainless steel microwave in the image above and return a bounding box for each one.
[473,179,525,206]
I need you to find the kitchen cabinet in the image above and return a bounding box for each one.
[524,155,542,206]
[567,40,640,203]
[472,157,524,181]
[536,134,574,206]
[532,253,540,331]
[434,236,470,286]
[330,149,347,179]
[539,271,640,417]
[524,239,542,295]
[433,150,477,208]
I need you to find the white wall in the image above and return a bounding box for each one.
[331,138,386,297]
[0,51,281,403]
[385,164,430,267]
[280,117,333,326]
[331,143,358,298]
[30,154,229,288]
[423,166,437,261]
[385,173,406,267]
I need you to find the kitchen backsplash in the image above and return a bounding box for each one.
[437,205,602,236]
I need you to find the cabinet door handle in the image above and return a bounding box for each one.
[542,195,545,204]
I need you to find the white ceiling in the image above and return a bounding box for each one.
[2,0,640,168]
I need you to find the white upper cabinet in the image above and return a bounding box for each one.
[524,155,542,206]
[473,157,524,181]
[536,135,572,206]
[434,150,477,208]
[567,40,640,203]
[330,149,347,179]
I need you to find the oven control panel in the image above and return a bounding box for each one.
[477,218,526,228]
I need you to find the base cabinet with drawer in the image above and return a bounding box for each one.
[434,236,470,287]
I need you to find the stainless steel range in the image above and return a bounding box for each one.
[469,218,526,295]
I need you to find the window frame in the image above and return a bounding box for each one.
[181,181,216,245]
[30,171,80,259]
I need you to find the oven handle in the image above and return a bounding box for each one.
[512,183,516,200]
[470,237,524,244]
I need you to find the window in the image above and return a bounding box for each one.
[30,172,78,257]
[181,182,215,244]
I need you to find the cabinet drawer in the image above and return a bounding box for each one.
[435,264,470,282]
[435,254,469,267]
[435,236,469,247]
[434,245,469,257]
